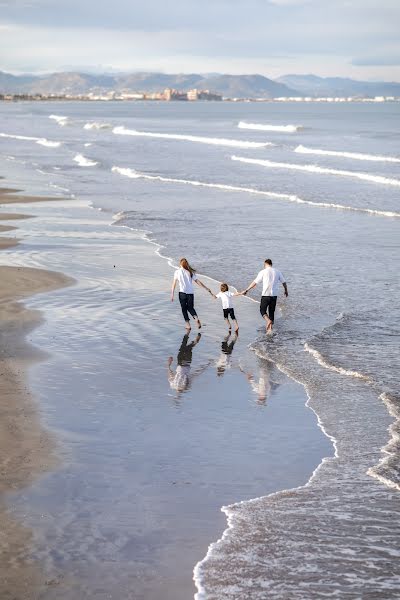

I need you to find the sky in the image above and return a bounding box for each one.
[1,0,400,80]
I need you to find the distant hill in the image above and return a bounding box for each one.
[276,74,400,97]
[1,70,399,98]
[0,70,298,98]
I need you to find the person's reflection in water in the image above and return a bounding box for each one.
[216,333,238,377]
[167,333,202,394]
[241,357,280,405]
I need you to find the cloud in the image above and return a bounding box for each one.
[0,0,400,80]
[352,55,400,67]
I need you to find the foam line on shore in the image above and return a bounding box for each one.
[112,125,273,149]
[295,144,400,163]
[238,121,302,132]
[111,166,400,218]
[231,155,400,187]
[0,132,61,148]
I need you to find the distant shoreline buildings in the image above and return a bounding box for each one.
[0,88,399,103]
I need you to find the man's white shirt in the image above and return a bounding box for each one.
[254,266,285,296]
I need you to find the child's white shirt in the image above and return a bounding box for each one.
[216,290,235,309]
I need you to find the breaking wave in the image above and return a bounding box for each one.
[73,153,99,167]
[232,155,400,187]
[111,166,400,218]
[238,121,302,133]
[112,125,273,149]
[295,144,400,163]
[0,132,61,148]
[83,121,112,130]
[49,114,69,126]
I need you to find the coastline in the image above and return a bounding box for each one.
[0,186,73,598]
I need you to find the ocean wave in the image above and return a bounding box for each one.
[0,132,61,148]
[304,342,372,381]
[367,392,400,491]
[112,125,273,149]
[295,144,400,163]
[49,114,69,126]
[231,155,400,187]
[238,121,302,133]
[73,153,98,167]
[83,121,112,130]
[111,166,400,218]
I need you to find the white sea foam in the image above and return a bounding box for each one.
[0,132,61,147]
[84,143,92,147]
[232,155,400,187]
[112,125,273,149]
[304,342,372,381]
[238,121,302,133]
[83,121,112,130]
[295,144,400,163]
[111,166,400,218]
[367,392,400,492]
[73,153,98,167]
[49,114,69,126]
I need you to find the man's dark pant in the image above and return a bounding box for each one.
[178,292,198,322]
[260,295,277,323]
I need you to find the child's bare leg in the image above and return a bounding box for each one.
[225,318,231,330]
[233,319,239,333]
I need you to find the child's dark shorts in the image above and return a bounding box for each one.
[223,308,236,320]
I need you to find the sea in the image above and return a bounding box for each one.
[0,100,399,599]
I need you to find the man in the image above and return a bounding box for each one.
[242,259,288,333]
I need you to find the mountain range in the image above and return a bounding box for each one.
[1,70,400,98]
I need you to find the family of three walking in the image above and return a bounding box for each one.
[171,257,288,333]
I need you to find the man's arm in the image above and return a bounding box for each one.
[242,280,257,295]
[282,282,288,297]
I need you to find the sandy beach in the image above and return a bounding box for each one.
[0,187,73,599]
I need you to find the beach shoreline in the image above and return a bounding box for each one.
[0,186,73,598]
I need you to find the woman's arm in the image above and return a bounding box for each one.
[195,278,213,295]
[171,278,177,301]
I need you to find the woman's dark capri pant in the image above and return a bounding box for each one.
[179,292,198,322]
[260,295,277,323]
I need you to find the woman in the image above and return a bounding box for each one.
[171,258,212,330]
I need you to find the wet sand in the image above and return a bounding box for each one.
[0,187,73,599]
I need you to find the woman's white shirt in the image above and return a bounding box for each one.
[216,290,235,309]
[174,267,197,294]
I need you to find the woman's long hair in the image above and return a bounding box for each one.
[180,258,196,278]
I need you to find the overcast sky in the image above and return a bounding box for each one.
[1,0,399,80]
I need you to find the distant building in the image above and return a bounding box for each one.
[187,89,222,101]
[163,88,187,101]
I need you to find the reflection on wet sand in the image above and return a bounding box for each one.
[167,333,205,395]
[215,333,238,377]
[241,357,281,405]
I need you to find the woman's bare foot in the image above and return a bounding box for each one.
[185,322,191,331]
[235,326,239,333]
[196,318,202,329]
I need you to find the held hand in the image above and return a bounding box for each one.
[285,291,288,297]
[242,290,248,296]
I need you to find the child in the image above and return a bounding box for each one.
[211,283,241,332]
